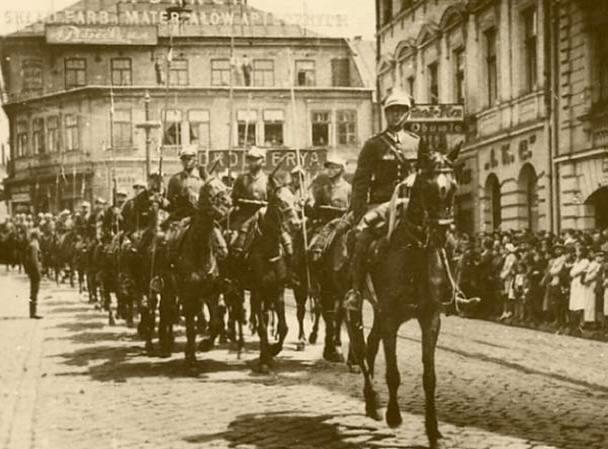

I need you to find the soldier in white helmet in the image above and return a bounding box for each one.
[345,89,421,312]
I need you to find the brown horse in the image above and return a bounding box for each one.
[347,143,461,449]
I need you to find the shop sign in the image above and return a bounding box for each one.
[199,149,327,173]
[404,104,465,153]
[46,25,158,46]
[112,167,145,192]
[483,133,536,171]
[11,193,31,203]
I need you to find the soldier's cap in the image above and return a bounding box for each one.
[132,179,147,188]
[116,189,128,196]
[179,146,198,159]
[81,201,91,208]
[246,146,267,159]
[383,89,412,110]
[95,197,107,205]
[324,152,346,168]
[60,209,71,216]
[44,213,53,218]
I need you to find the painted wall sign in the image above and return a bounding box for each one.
[483,133,537,171]
[46,25,158,46]
[199,148,327,173]
[404,103,465,153]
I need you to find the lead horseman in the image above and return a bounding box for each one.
[345,89,420,312]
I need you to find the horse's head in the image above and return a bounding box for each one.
[267,171,300,232]
[199,176,232,221]
[408,142,461,244]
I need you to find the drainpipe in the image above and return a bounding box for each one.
[549,0,561,233]
[375,0,383,132]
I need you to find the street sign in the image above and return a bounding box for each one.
[199,148,327,173]
[404,104,465,152]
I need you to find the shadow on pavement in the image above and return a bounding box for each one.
[183,411,423,448]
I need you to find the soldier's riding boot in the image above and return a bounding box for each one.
[29,301,42,319]
[344,228,374,314]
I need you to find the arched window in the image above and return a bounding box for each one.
[518,164,539,232]
[585,186,608,230]
[485,174,501,231]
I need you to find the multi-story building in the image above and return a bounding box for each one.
[553,0,608,230]
[376,0,553,234]
[0,0,374,213]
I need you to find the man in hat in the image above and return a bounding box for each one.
[230,146,268,234]
[166,146,203,222]
[345,89,421,312]
[103,188,128,236]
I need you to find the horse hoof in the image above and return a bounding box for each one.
[158,350,171,359]
[385,407,403,428]
[144,342,155,356]
[308,332,318,345]
[428,435,445,449]
[198,339,214,353]
[295,341,306,351]
[347,363,361,374]
[365,405,382,422]
[268,343,283,357]
[323,347,344,363]
[256,363,271,375]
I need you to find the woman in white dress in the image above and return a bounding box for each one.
[569,243,589,329]
[582,249,601,327]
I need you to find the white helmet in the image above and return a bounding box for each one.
[324,151,345,168]
[384,89,412,110]
[179,145,198,159]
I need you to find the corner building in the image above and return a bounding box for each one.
[1,0,374,213]
[376,0,552,234]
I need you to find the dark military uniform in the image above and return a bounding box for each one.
[24,234,42,318]
[351,129,420,222]
[166,169,203,221]
[230,171,268,230]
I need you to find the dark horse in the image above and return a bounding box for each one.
[243,174,299,373]
[167,175,232,366]
[347,143,461,449]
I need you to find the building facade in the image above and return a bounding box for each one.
[0,0,374,213]
[553,0,608,230]
[376,0,553,234]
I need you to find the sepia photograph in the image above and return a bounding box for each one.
[0,1,606,448]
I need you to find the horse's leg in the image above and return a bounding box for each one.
[321,288,343,363]
[293,284,307,344]
[199,292,222,352]
[419,311,443,448]
[254,291,271,373]
[309,295,322,344]
[344,308,381,421]
[268,289,288,357]
[366,314,381,377]
[383,321,402,428]
[249,291,259,335]
[183,292,198,367]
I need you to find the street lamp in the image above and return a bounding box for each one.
[136,90,161,179]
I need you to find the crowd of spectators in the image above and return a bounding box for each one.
[454,228,608,340]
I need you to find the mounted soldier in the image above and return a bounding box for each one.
[229,146,268,232]
[344,89,420,312]
[165,146,203,223]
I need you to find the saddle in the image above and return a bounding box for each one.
[230,211,262,259]
[165,217,192,265]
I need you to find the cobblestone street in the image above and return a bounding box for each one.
[0,270,606,449]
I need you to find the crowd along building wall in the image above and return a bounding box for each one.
[0,0,375,213]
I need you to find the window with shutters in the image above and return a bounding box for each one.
[111,58,132,86]
[112,109,133,148]
[169,59,188,86]
[65,58,86,89]
[337,110,357,146]
[312,111,331,147]
[253,59,274,87]
[295,60,315,86]
[188,109,210,149]
[211,59,230,86]
[331,58,350,87]
[16,121,29,157]
[21,59,43,94]
[64,114,79,151]
[161,109,182,146]
[33,118,45,154]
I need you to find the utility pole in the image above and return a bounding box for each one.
[136,90,160,179]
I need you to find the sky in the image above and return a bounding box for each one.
[0,0,376,39]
